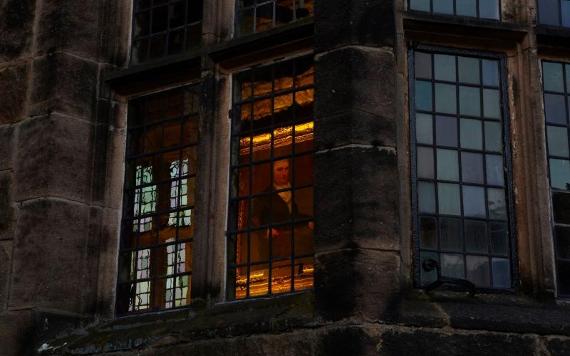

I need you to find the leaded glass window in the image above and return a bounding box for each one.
[131,0,203,64]
[542,60,570,296]
[409,0,500,20]
[538,0,570,28]
[411,49,515,289]
[116,85,199,315]
[237,0,314,36]
[227,56,315,299]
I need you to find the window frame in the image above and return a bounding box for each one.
[406,0,502,22]
[115,82,203,316]
[130,0,203,64]
[541,58,570,297]
[225,54,316,300]
[408,45,518,291]
[536,0,570,29]
[234,0,314,37]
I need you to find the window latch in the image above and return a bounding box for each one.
[422,258,476,296]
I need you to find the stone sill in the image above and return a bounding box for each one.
[391,289,570,336]
[41,291,315,354]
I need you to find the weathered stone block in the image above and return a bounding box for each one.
[9,198,91,312]
[0,0,36,61]
[318,326,380,356]
[98,1,131,65]
[30,53,99,119]
[315,0,395,53]
[37,0,100,59]
[0,172,15,241]
[378,329,537,356]
[15,113,93,203]
[0,240,13,310]
[0,64,29,124]
[546,337,570,356]
[315,109,396,151]
[0,125,14,171]
[0,311,34,356]
[314,146,399,251]
[315,47,397,126]
[315,249,401,321]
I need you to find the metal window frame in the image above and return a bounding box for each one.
[234,0,312,37]
[115,83,201,316]
[407,0,502,22]
[541,59,570,297]
[130,0,203,64]
[225,54,315,300]
[536,0,569,28]
[409,45,518,291]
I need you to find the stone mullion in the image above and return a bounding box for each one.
[314,0,400,321]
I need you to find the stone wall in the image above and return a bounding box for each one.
[1,0,570,355]
[0,0,130,354]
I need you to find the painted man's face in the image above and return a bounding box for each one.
[273,159,290,186]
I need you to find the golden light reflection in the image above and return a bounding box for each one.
[235,265,314,299]
[240,121,314,154]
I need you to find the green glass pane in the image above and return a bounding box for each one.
[488,188,507,220]
[463,185,486,218]
[417,147,434,179]
[461,152,484,184]
[465,220,488,253]
[416,80,433,111]
[550,159,570,190]
[434,54,456,82]
[416,113,433,144]
[492,258,511,288]
[438,183,461,215]
[458,57,480,84]
[435,83,457,114]
[543,62,564,93]
[484,121,502,152]
[457,0,476,16]
[437,149,459,181]
[415,52,432,79]
[483,89,501,119]
[460,118,483,150]
[486,154,504,186]
[433,0,453,14]
[436,116,458,147]
[459,86,481,116]
[441,254,465,279]
[544,94,567,125]
[479,0,499,19]
[482,59,500,87]
[466,255,490,287]
[547,125,570,158]
[410,0,430,12]
[439,217,462,251]
[418,182,436,213]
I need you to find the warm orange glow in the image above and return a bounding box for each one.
[235,264,314,299]
[240,121,314,154]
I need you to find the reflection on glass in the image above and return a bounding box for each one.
[434,55,456,82]
[232,58,314,299]
[458,57,480,84]
[437,149,459,181]
[460,118,483,150]
[461,152,484,184]
[463,186,486,218]
[438,183,461,215]
[416,114,433,144]
[435,83,457,114]
[419,182,436,213]
[418,147,435,179]
[466,255,490,287]
[436,116,458,147]
[490,222,508,255]
[460,86,481,117]
[547,126,569,158]
[415,52,432,79]
[442,254,465,279]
